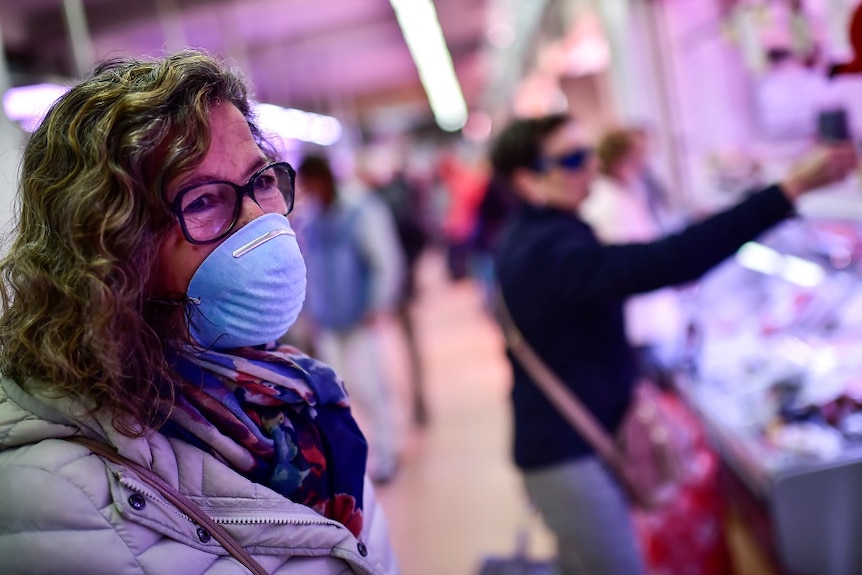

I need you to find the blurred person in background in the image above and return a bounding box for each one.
[0,50,398,574]
[296,155,405,485]
[628,125,686,233]
[276,167,321,357]
[437,151,489,281]
[469,172,520,313]
[363,151,431,427]
[580,127,686,389]
[490,113,856,575]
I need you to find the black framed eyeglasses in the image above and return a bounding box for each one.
[533,148,593,173]
[170,161,296,244]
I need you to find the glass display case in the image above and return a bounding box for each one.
[682,214,862,575]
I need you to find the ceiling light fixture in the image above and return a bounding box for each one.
[2,84,342,147]
[253,103,343,147]
[389,0,468,132]
[2,83,69,132]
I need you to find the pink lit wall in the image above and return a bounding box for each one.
[592,0,688,210]
[652,0,760,210]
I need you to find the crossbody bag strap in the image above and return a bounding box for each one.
[495,287,622,468]
[66,435,271,575]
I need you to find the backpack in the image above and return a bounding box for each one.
[304,201,371,331]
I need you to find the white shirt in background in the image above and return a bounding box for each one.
[580,176,685,355]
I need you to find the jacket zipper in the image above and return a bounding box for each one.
[121,477,343,528]
[210,515,341,527]
[122,479,371,571]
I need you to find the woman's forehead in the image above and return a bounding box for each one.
[543,120,588,156]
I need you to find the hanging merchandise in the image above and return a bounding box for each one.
[723,0,827,73]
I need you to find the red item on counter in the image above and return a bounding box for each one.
[831,2,862,77]
[632,393,735,575]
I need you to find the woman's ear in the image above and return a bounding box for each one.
[512,167,544,205]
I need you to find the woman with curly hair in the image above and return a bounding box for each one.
[0,49,399,575]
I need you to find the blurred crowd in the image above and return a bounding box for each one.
[280,121,690,487]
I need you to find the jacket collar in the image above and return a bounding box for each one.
[0,375,161,468]
[0,376,385,574]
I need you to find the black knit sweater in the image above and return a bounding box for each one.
[496,185,794,470]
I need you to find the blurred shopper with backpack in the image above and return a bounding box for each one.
[296,155,405,484]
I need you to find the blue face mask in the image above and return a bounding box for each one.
[186,213,306,349]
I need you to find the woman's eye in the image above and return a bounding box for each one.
[254,173,278,191]
[182,186,231,214]
[183,194,215,214]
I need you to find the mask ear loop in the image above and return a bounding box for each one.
[149,296,226,352]
[149,296,200,306]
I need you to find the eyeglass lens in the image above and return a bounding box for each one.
[178,163,294,243]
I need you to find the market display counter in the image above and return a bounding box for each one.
[678,216,862,575]
[683,382,862,575]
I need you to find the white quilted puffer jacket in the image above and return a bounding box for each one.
[0,376,400,575]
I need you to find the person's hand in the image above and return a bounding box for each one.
[780,142,859,201]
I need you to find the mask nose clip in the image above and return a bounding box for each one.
[232,227,296,258]
[186,213,306,350]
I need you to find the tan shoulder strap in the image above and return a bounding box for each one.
[66,435,271,575]
[495,287,622,467]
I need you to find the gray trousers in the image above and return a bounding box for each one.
[522,456,647,575]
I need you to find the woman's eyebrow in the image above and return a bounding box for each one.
[178,173,226,189]
[177,160,270,190]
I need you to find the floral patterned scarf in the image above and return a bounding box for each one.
[163,343,367,537]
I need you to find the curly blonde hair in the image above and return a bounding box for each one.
[0,50,269,436]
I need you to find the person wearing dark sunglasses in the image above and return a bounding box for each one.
[0,50,399,575]
[489,113,857,575]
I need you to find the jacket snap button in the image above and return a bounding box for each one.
[196,527,212,543]
[357,541,368,557]
[127,494,146,510]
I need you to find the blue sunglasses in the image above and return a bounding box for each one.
[533,148,592,173]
